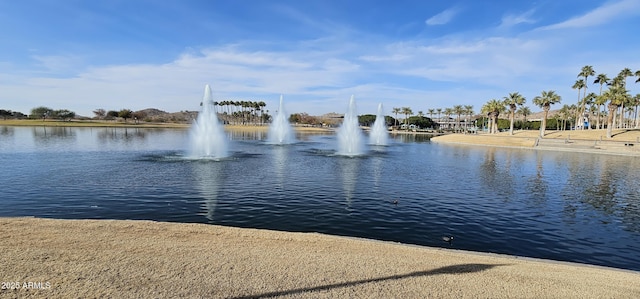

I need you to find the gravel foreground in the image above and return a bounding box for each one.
[1,218,639,298]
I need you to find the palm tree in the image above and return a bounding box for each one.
[620,68,633,83]
[453,105,463,132]
[258,101,266,125]
[604,85,629,138]
[464,105,474,133]
[392,107,400,128]
[583,92,597,129]
[533,90,562,137]
[594,73,610,95]
[618,68,634,128]
[443,108,453,130]
[607,76,624,128]
[436,108,442,123]
[593,73,610,129]
[517,106,532,129]
[578,66,595,128]
[572,79,586,129]
[401,107,413,129]
[427,108,435,120]
[481,99,505,134]
[633,94,640,128]
[594,94,608,129]
[503,92,526,135]
[557,105,567,130]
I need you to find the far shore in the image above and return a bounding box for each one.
[5,119,638,155]
[0,119,334,132]
[432,129,640,156]
[0,119,444,135]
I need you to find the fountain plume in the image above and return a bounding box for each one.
[188,84,228,159]
[369,103,388,145]
[268,95,295,144]
[337,95,364,156]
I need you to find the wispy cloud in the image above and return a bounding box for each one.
[539,0,640,30]
[425,7,460,26]
[2,1,639,118]
[499,9,536,28]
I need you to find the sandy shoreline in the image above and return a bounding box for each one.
[1,217,638,298]
[431,129,640,156]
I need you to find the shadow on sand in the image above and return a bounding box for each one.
[231,263,508,299]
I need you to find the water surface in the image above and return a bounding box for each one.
[1,126,639,271]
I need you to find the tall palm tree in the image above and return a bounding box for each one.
[453,105,463,132]
[578,66,595,127]
[594,94,608,129]
[583,92,597,129]
[572,79,586,129]
[503,92,526,135]
[392,107,400,128]
[607,76,625,129]
[481,99,505,134]
[620,68,633,83]
[443,108,453,130]
[517,106,532,129]
[604,85,629,138]
[533,90,562,137]
[436,108,442,123]
[633,94,640,128]
[593,73,610,129]
[401,107,413,129]
[427,108,435,120]
[259,101,266,125]
[636,71,640,127]
[464,105,474,134]
[618,68,634,128]
[594,73,610,95]
[558,104,571,130]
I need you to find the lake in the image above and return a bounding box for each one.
[1,125,639,271]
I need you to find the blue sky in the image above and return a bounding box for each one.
[1,0,639,117]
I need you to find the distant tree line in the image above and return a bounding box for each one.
[211,100,269,125]
[288,112,437,130]
[0,109,27,119]
[93,108,147,123]
[27,106,76,121]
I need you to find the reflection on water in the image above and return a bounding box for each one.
[1,126,640,271]
[272,145,288,188]
[228,130,266,140]
[339,157,360,209]
[33,126,76,144]
[97,127,147,143]
[0,126,14,137]
[390,133,432,143]
[479,148,515,199]
[192,161,225,221]
[371,152,383,193]
[527,154,547,205]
